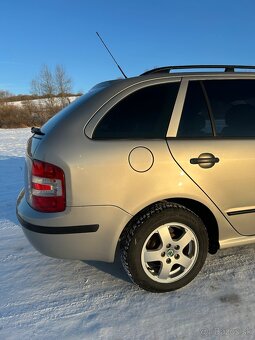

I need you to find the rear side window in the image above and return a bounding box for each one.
[204,79,255,137]
[177,81,213,137]
[93,82,179,139]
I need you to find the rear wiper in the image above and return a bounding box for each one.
[31,127,45,136]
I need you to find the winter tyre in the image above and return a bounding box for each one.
[120,202,208,292]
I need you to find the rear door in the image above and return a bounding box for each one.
[167,77,255,236]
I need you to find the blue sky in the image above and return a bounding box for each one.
[1,0,255,94]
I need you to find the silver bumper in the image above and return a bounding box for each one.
[16,190,132,262]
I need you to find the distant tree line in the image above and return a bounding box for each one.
[0,64,82,128]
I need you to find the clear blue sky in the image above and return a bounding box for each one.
[1,0,255,94]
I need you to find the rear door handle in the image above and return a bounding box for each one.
[190,153,219,168]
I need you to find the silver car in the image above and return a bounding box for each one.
[17,65,255,292]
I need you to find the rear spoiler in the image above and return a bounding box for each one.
[31,127,45,136]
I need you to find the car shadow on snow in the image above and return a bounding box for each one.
[83,246,132,283]
[0,155,25,223]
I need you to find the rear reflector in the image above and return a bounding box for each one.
[30,160,66,212]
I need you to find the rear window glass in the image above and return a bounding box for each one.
[93,82,180,139]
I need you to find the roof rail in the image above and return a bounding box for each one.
[141,65,255,76]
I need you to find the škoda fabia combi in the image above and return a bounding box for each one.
[17,65,255,292]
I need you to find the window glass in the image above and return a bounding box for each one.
[204,79,255,137]
[177,81,213,137]
[93,82,179,139]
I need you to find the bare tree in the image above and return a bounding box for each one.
[31,65,56,112]
[31,64,73,113]
[0,89,13,98]
[55,64,72,107]
[0,90,13,105]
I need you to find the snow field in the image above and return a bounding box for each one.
[0,128,254,339]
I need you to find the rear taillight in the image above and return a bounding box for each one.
[30,160,66,212]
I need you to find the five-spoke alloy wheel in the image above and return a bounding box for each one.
[141,222,199,283]
[121,202,208,292]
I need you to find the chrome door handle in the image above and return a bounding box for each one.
[190,153,219,168]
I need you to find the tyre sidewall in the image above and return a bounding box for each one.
[126,208,208,292]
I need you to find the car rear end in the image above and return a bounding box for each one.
[16,80,132,262]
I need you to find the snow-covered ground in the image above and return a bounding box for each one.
[0,128,254,340]
[5,96,79,107]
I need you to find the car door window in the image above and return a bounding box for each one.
[177,81,213,137]
[93,82,179,139]
[203,79,255,137]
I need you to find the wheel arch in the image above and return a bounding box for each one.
[120,198,219,255]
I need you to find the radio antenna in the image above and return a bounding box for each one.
[96,32,127,79]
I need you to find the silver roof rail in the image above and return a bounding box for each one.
[141,65,255,76]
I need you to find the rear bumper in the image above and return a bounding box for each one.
[16,190,132,262]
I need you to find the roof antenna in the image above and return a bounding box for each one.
[96,32,127,79]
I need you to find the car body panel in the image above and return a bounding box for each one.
[16,70,255,261]
[166,76,255,237]
[18,134,245,261]
[168,139,255,236]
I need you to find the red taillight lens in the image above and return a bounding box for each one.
[30,160,66,212]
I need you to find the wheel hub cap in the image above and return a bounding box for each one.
[166,249,175,257]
